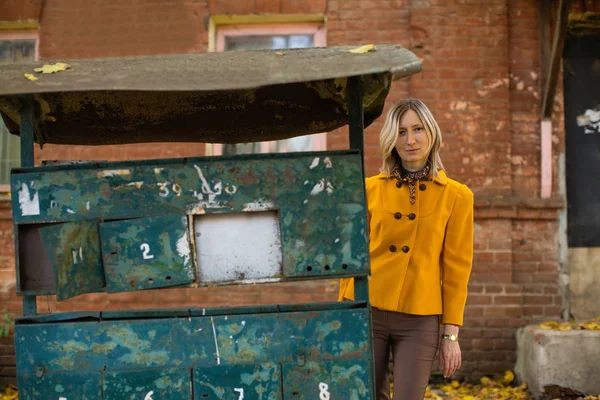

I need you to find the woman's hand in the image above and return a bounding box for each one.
[439,338,462,378]
[440,324,461,378]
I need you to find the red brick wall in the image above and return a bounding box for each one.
[0,0,568,384]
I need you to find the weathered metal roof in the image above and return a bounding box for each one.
[0,45,421,145]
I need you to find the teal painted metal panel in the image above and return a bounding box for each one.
[15,301,366,323]
[11,152,368,279]
[104,367,192,400]
[18,371,102,400]
[99,214,194,293]
[39,220,105,300]
[194,363,281,400]
[15,309,370,374]
[282,360,371,400]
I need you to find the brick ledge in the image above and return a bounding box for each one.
[475,195,564,220]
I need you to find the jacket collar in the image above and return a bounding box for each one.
[376,169,448,186]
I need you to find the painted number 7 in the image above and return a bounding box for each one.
[234,388,244,399]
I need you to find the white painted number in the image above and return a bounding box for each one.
[141,243,154,260]
[157,182,170,197]
[234,388,244,399]
[144,391,154,400]
[58,397,67,400]
[172,183,182,197]
[72,247,83,264]
[319,382,330,400]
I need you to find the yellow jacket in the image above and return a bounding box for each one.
[339,170,474,326]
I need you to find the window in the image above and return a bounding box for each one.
[0,28,39,189]
[209,20,326,156]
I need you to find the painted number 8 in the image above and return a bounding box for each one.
[319,382,330,400]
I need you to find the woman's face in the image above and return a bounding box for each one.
[395,109,431,171]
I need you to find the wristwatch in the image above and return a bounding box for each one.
[441,334,458,342]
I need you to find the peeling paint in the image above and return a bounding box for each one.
[310,179,334,196]
[211,316,221,365]
[242,199,275,212]
[309,157,320,169]
[176,232,191,266]
[577,107,600,134]
[18,183,40,216]
[127,181,144,188]
[97,169,131,178]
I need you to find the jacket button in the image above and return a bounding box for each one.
[389,245,397,252]
[408,213,416,220]
[419,183,426,191]
[402,246,410,253]
[396,181,402,188]
[394,212,402,219]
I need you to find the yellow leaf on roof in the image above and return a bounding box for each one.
[349,44,376,54]
[24,73,38,81]
[33,62,71,74]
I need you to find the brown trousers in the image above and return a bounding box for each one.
[372,308,440,400]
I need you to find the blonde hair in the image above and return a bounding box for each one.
[380,99,445,180]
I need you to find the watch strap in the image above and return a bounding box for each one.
[441,334,458,342]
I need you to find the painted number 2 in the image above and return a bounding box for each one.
[319,382,330,400]
[140,243,154,260]
[234,388,244,399]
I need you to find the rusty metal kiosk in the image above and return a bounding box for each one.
[0,45,421,399]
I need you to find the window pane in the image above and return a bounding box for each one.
[224,34,314,52]
[0,38,35,184]
[222,33,316,155]
[0,39,36,64]
[0,120,21,185]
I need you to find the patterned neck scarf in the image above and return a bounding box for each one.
[392,163,431,205]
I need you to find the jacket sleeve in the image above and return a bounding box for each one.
[338,177,372,302]
[441,184,474,326]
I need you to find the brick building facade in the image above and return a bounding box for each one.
[1,0,594,385]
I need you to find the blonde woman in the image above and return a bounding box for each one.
[339,99,474,400]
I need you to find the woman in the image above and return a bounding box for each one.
[339,99,474,400]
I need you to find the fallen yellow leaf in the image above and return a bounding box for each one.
[24,73,38,81]
[440,384,453,392]
[34,62,71,74]
[349,44,376,54]
[539,320,559,329]
[503,370,515,384]
[558,322,572,331]
[275,51,285,55]
[451,379,460,389]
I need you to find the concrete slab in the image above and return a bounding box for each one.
[515,325,600,398]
